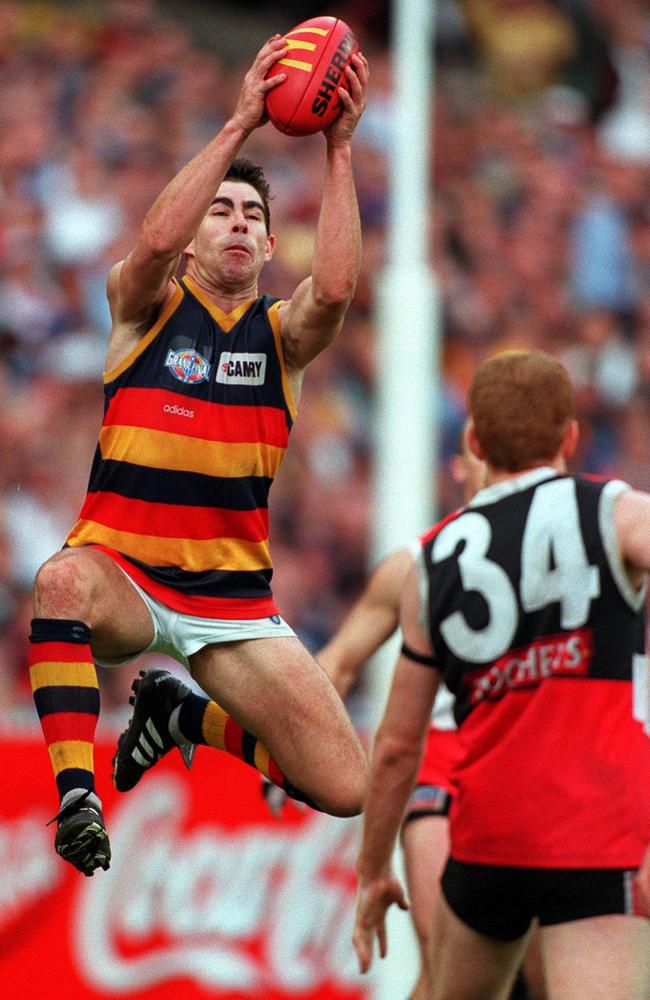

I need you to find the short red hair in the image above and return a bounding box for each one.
[469,350,574,471]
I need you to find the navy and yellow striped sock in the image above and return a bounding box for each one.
[29,618,99,804]
[175,695,316,808]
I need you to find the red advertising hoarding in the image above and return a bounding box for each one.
[1,731,369,1000]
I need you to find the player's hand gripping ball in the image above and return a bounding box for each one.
[265,16,359,136]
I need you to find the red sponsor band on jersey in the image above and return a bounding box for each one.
[79,491,270,542]
[465,628,593,704]
[104,387,289,447]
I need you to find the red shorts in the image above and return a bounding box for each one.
[404,726,463,823]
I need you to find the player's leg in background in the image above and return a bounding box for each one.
[519,921,546,1000]
[189,635,367,816]
[540,914,650,1000]
[401,813,450,999]
[401,814,537,1000]
[429,893,530,1000]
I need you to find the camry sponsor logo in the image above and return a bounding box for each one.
[165,348,211,384]
[465,628,593,705]
[75,776,362,992]
[217,352,266,385]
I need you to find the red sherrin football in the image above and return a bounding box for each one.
[265,16,359,137]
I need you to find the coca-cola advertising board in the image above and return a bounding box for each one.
[1,730,370,1000]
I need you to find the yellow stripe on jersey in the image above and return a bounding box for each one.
[48,740,95,776]
[66,521,273,572]
[278,58,313,72]
[99,425,285,478]
[29,661,99,692]
[267,300,297,421]
[182,277,256,333]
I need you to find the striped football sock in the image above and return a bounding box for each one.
[172,694,315,806]
[29,618,99,804]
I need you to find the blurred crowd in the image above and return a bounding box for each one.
[2,0,650,717]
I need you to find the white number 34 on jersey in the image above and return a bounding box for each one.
[432,478,600,663]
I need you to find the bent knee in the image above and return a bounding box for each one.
[319,794,363,819]
[317,761,367,818]
[34,552,98,619]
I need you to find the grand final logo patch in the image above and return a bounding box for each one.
[165,348,211,384]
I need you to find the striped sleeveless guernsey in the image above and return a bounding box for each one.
[66,276,296,619]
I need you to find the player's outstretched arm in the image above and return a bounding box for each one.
[278,52,369,371]
[353,565,440,973]
[317,548,413,697]
[106,37,288,344]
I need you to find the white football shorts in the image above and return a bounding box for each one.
[94,565,296,670]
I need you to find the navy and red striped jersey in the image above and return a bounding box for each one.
[66,276,295,619]
[419,467,650,868]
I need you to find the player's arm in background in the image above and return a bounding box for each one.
[613,488,650,588]
[277,52,368,373]
[352,561,441,974]
[317,548,414,697]
[104,37,288,369]
[612,488,650,912]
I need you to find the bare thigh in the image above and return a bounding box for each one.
[33,548,154,660]
[429,893,529,1000]
[189,636,367,817]
[540,915,650,1000]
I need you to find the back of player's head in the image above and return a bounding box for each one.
[469,350,574,471]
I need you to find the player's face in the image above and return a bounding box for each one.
[191,180,274,286]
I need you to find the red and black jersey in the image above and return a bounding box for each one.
[66,276,295,619]
[419,467,650,868]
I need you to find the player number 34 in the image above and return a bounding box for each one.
[432,478,601,663]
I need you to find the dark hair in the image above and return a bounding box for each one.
[224,156,272,233]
